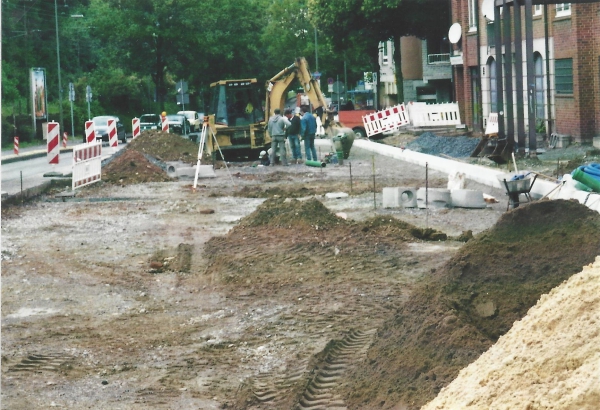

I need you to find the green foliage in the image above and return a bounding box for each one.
[3,0,438,136]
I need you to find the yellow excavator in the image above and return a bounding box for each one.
[204,57,353,159]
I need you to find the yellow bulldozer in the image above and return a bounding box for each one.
[203,57,353,160]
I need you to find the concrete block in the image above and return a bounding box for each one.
[555,134,571,148]
[593,137,600,149]
[399,188,418,208]
[417,188,451,209]
[382,187,401,208]
[451,189,486,208]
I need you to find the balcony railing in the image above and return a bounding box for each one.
[427,53,451,65]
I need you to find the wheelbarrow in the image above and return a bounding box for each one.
[496,172,538,210]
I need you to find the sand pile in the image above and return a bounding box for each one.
[342,200,600,409]
[423,256,600,409]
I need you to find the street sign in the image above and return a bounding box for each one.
[176,80,188,93]
[176,93,190,105]
[327,77,334,85]
[86,85,92,102]
[332,81,345,94]
[69,83,75,102]
[312,72,321,81]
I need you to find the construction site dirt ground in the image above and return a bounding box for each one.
[2,132,599,409]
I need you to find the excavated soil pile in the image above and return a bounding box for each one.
[343,199,600,410]
[200,198,451,409]
[422,256,600,409]
[101,149,172,185]
[204,198,428,287]
[127,130,199,162]
[99,131,203,185]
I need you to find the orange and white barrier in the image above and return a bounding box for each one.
[363,104,410,137]
[72,142,102,190]
[47,121,60,164]
[161,115,169,133]
[108,118,118,147]
[63,132,68,148]
[85,120,95,144]
[132,117,140,138]
[14,136,19,155]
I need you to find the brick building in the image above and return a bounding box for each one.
[451,1,599,143]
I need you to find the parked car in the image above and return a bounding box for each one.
[177,110,202,132]
[84,115,126,143]
[166,114,189,135]
[139,114,162,132]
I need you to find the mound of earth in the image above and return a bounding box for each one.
[204,198,431,287]
[343,199,600,410]
[101,149,172,185]
[423,256,600,409]
[127,130,200,162]
[238,197,346,229]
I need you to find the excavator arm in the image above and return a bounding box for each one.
[265,57,328,125]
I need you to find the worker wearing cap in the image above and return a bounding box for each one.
[259,150,270,166]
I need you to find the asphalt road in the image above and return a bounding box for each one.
[1,139,126,196]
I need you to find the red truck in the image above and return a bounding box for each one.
[337,109,375,139]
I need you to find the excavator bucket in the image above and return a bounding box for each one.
[471,134,509,165]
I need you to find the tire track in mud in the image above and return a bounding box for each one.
[246,329,376,409]
[6,353,73,373]
[296,329,376,410]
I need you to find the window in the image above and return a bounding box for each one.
[488,58,497,112]
[468,0,477,31]
[534,53,545,121]
[383,42,389,65]
[556,3,571,17]
[555,58,573,94]
[485,21,496,47]
[534,5,542,16]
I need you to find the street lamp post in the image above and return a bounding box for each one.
[54,0,64,134]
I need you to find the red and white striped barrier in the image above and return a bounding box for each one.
[72,141,102,190]
[85,120,95,144]
[132,117,140,138]
[14,136,19,155]
[363,104,410,137]
[161,115,169,133]
[63,131,68,148]
[47,121,60,164]
[108,119,118,147]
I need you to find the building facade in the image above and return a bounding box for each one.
[378,36,454,107]
[452,0,600,143]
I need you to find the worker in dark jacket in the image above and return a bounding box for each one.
[300,105,318,161]
[285,108,302,164]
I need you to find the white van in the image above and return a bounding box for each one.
[177,111,203,132]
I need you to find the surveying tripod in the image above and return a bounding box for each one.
[194,117,234,189]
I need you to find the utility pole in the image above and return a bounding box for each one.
[54,0,64,134]
[314,27,318,73]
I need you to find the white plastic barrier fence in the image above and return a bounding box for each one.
[72,142,102,190]
[408,102,461,127]
[108,119,118,147]
[362,104,410,137]
[47,121,60,164]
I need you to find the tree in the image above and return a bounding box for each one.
[309,0,450,102]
